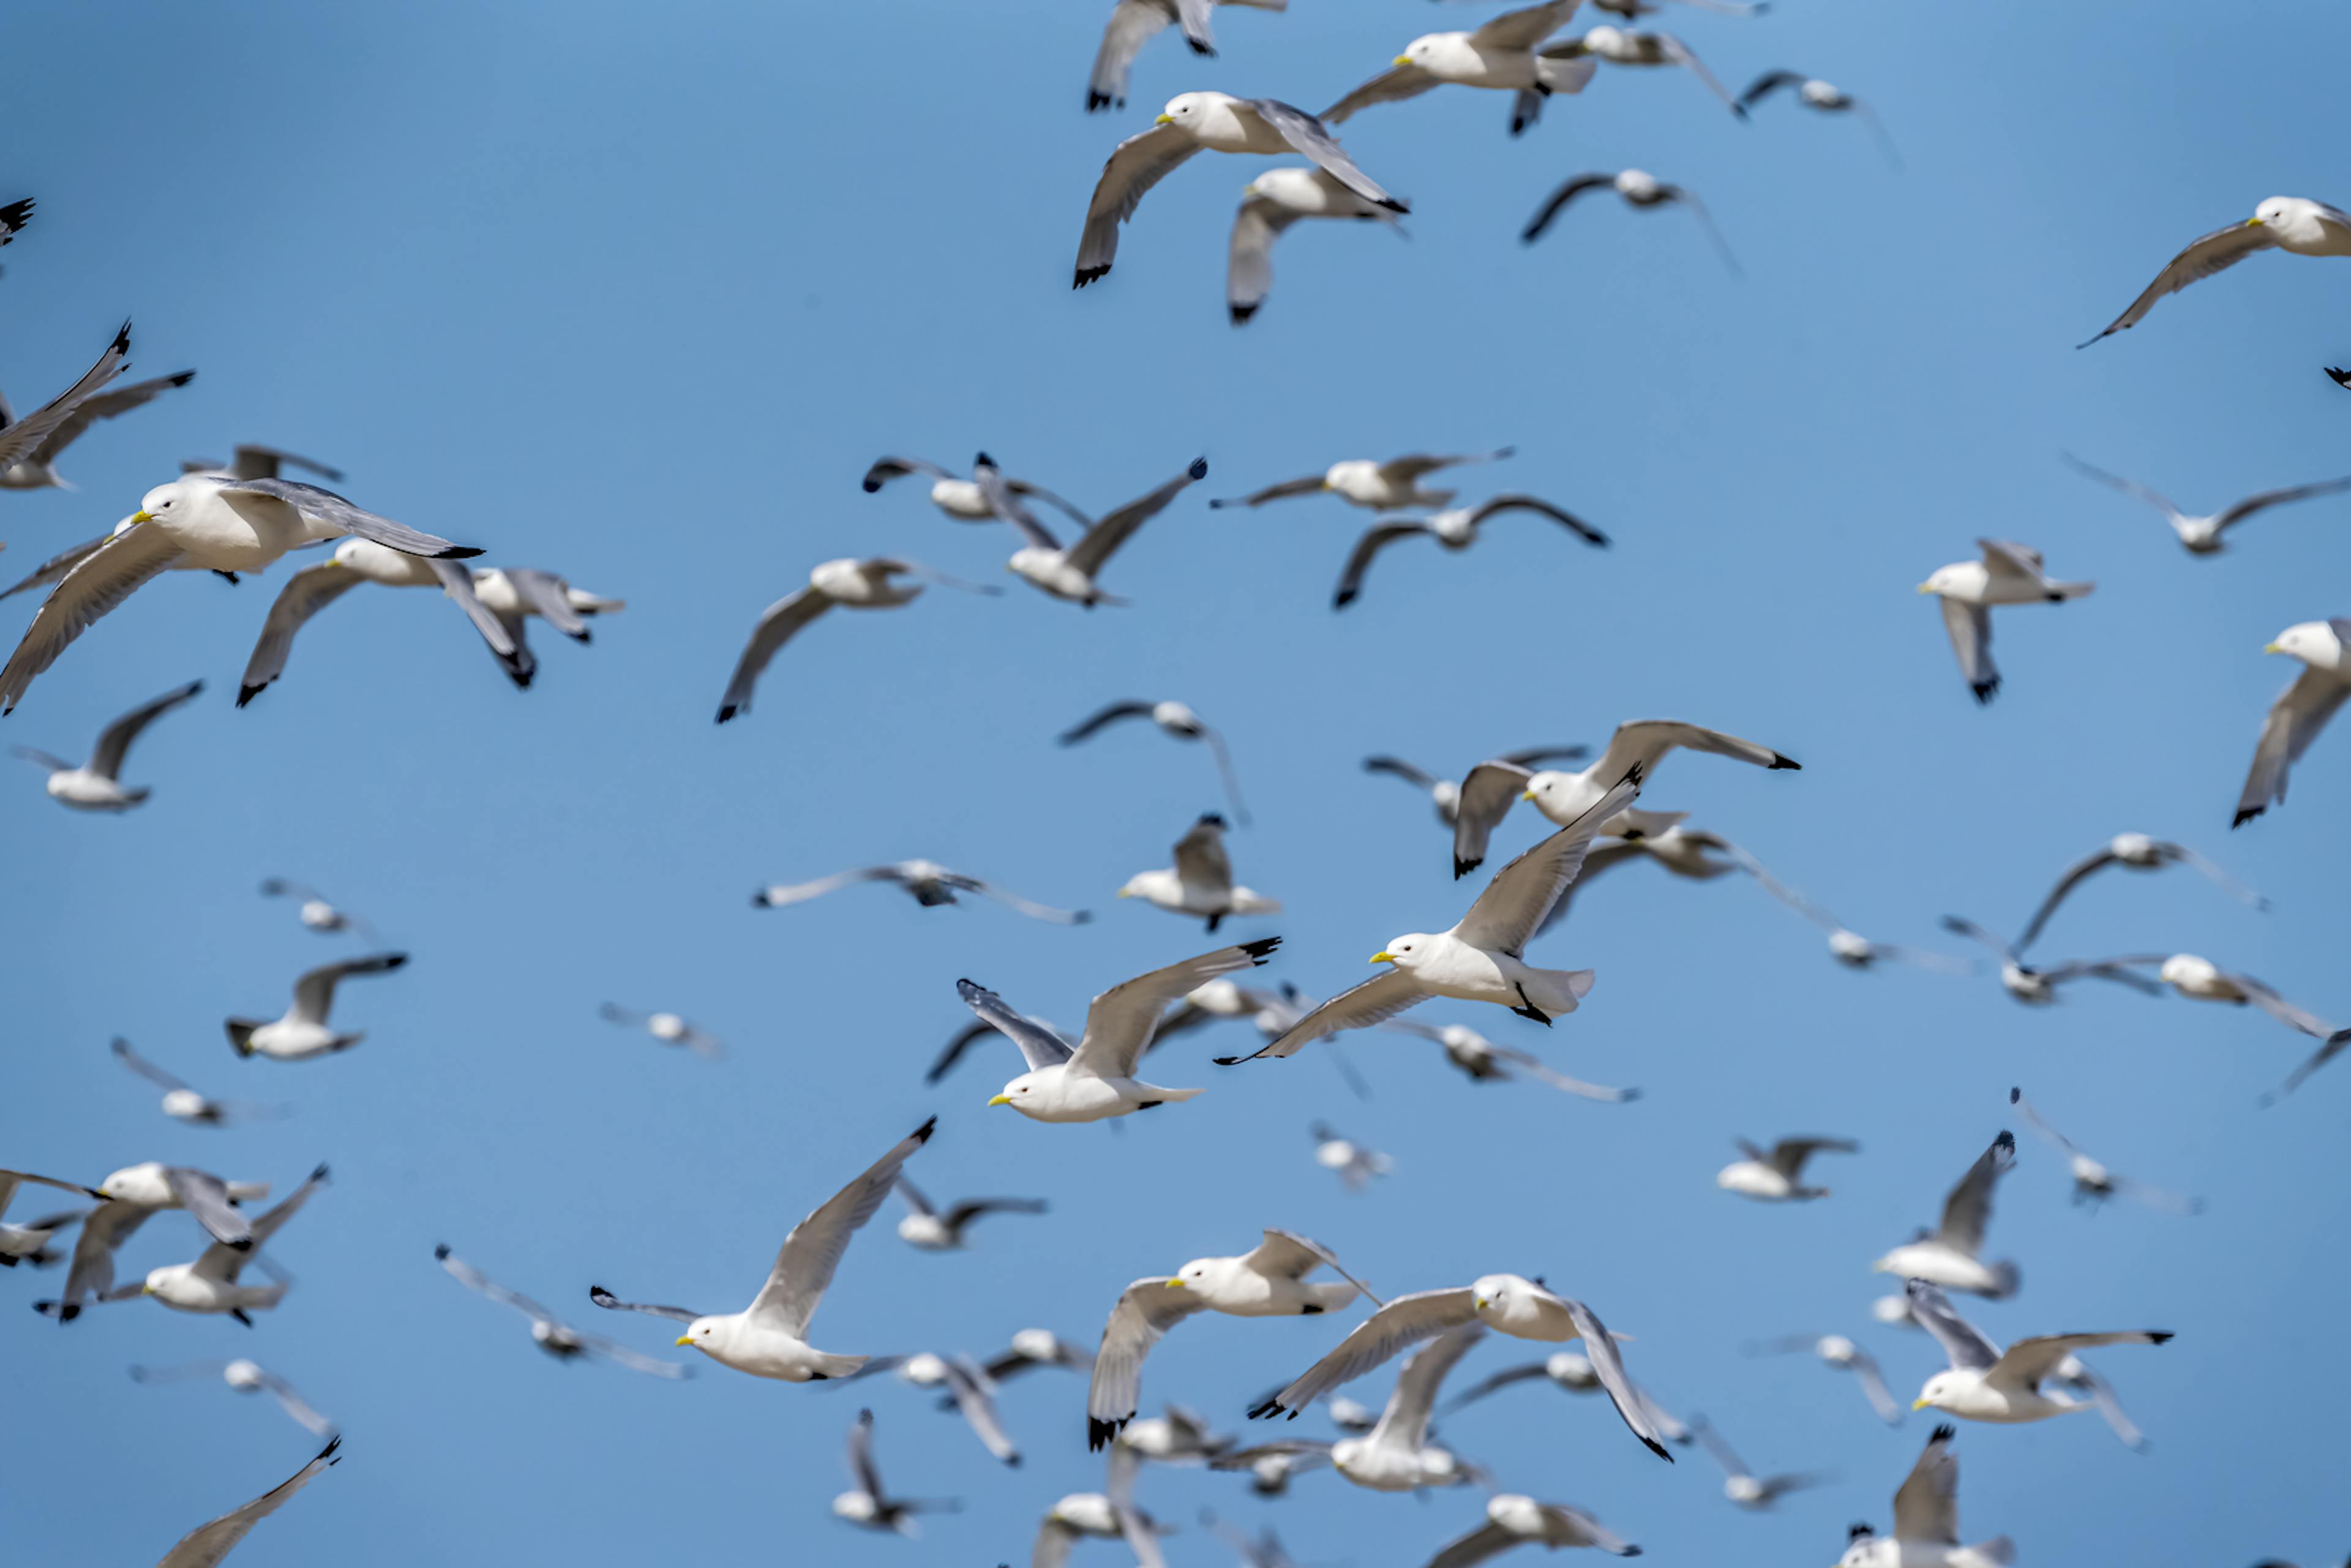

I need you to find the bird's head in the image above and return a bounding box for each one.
[1370,935,1428,970]
[1916,564,1962,595]
[1157,92,1209,129]
[989,1074,1040,1109]
[1912,1371,1962,1412]
[1520,771,1571,806]
[129,479,193,527]
[1471,1272,1532,1315]
[675,1316,721,1351]
[2265,620,2341,664]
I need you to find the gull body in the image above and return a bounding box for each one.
[142,1165,328,1318]
[1837,1425,2014,1568]
[1119,814,1281,931]
[1919,540,2094,703]
[1214,447,1512,513]
[1424,1492,1641,1562]
[2083,195,2351,345]
[1870,1133,2019,1298]
[12,678,202,811]
[2236,619,2351,826]
[1717,1136,1857,1201]
[227,953,409,1060]
[1906,1280,2170,1433]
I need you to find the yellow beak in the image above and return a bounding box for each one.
[2246,216,2265,227]
[130,509,153,523]
[1393,53,1414,66]
[1473,1297,1488,1311]
[142,1282,156,1294]
[1911,1397,1932,1411]
[1116,888,1133,898]
[675,1334,695,1346]
[988,1093,1013,1107]
[1164,1277,1187,1289]
[1916,582,1936,593]
[1155,113,1174,125]
[2263,640,2283,653]
[1370,951,1396,964]
[1520,789,1537,802]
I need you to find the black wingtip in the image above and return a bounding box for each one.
[750,890,771,907]
[1379,198,1410,215]
[110,320,132,354]
[1086,92,1119,112]
[2008,1086,2021,1103]
[1187,457,1209,480]
[1212,1055,1242,1067]
[1198,811,1226,828]
[236,685,263,708]
[1768,753,1800,770]
[1186,37,1215,56]
[309,1163,331,1183]
[433,1243,451,1259]
[1073,266,1110,290]
[1087,1416,1120,1451]
[1993,1130,2015,1152]
[716,706,738,724]
[1237,936,1281,962]
[2230,806,2262,828]
[2147,1330,2175,1345]
[1930,1424,1956,1442]
[974,452,996,469]
[1229,304,1257,326]
[1970,679,1999,705]
[1453,857,1477,879]
[1245,1398,1283,1420]
[860,478,883,493]
[910,1115,939,1144]
[383,953,411,972]
[1646,1436,1673,1461]
[433,545,487,561]
[1333,589,1357,609]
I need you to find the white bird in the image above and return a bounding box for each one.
[1738,72,1900,167]
[153,1437,341,1568]
[1520,170,1736,271]
[1747,1333,1905,1425]
[1870,1132,2020,1298]
[975,1328,1095,1386]
[1451,720,1796,879]
[1918,539,2094,705]
[598,1002,724,1061]
[1078,96,1405,288]
[2235,617,2351,826]
[833,1408,960,1537]
[1419,1491,1641,1564]
[130,1359,337,1438]
[842,1349,1025,1465]
[1214,446,1512,513]
[2081,195,2351,346]
[996,456,1209,606]
[140,1164,329,1321]
[1904,1280,2171,1439]
[11,678,201,810]
[1689,1414,1831,1510]
[968,938,1282,1122]
[1227,167,1404,325]
[861,453,1092,529]
[1227,775,1638,1062]
[1086,1228,1373,1447]
[258,879,375,939]
[1544,26,1745,114]
[0,470,482,715]
[2062,452,2351,557]
[755,860,1087,924]
[225,953,410,1060]
[1835,1425,2012,1568]
[2013,831,2266,954]
[1378,1019,1640,1101]
[0,321,133,489]
[1734,852,1971,973]
[0,1167,101,1268]
[2153,954,2336,1040]
[111,1038,283,1127]
[93,1163,266,1248]
[0,367,195,490]
[1119,1401,1238,1464]
[35,1165,269,1321]
[1215,1324,1491,1492]
[1119,813,1281,931]
[891,1175,1048,1250]
[1939,915,2165,1006]
[1436,1348,1608,1414]
[1716,1136,1858,1202]
[1086,0,1289,112]
[1333,495,1610,609]
[1311,1122,1393,1191]
[1319,1,1597,140]
[2007,1087,2201,1215]
[435,1245,689,1378]
[714,557,997,723]
[1251,1274,1672,1461]
[1060,697,1249,822]
[1033,1445,1171,1568]
[589,1117,934,1382]
[1362,745,1588,826]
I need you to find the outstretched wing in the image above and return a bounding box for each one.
[157,1437,342,1568]
[746,1118,936,1338]
[1088,1277,1212,1448]
[2081,218,2280,346]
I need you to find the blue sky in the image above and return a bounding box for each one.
[4,0,2349,1562]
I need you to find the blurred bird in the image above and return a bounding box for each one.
[1919,539,2094,704]
[1119,813,1281,931]
[1739,71,1900,167]
[1061,697,1249,822]
[714,557,997,723]
[1319,1,1598,140]
[1213,446,1512,513]
[1227,168,1405,326]
[2063,452,2351,557]
[1717,1136,1858,1202]
[598,1002,724,1061]
[1835,1424,2011,1568]
[891,1176,1048,1251]
[2012,831,2266,953]
[1689,1414,1832,1510]
[1543,26,1745,114]
[0,367,195,490]
[1311,1122,1393,1191]
[1420,1493,1641,1563]
[130,1358,336,1437]
[12,678,201,810]
[1334,495,1610,608]
[756,860,1087,924]
[1904,1280,2170,1441]
[1939,917,2164,1007]
[1870,1131,2020,1298]
[225,953,411,1060]
[1086,0,1290,112]
[112,1039,285,1127]
[437,1245,689,1378]
[861,452,1091,528]
[1520,170,1736,271]
[258,879,376,939]
[2008,1087,2201,1214]
[1379,1018,1638,1101]
[832,1408,960,1536]
[2234,618,2351,827]
[1747,1333,1905,1424]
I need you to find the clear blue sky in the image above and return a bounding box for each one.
[6,0,2348,1562]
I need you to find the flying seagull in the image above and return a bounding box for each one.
[1904,1280,2170,1441]
[1870,1131,2020,1298]
[1118,813,1281,931]
[436,1244,688,1377]
[130,1358,336,1438]
[892,1176,1048,1251]
[1746,1334,1905,1425]
[2061,452,2351,556]
[226,953,410,1060]
[598,1003,724,1060]
[11,678,201,811]
[861,454,1092,529]
[153,1437,341,1568]
[258,879,375,939]
[1739,72,1900,167]
[1319,1,1597,140]
[714,557,997,724]
[1939,915,2164,1006]
[2007,1087,2200,1214]
[1060,697,1249,821]
[0,367,196,491]
[1716,1136,1858,1202]
[754,860,1088,925]
[992,456,1210,606]
[1918,539,2094,704]
[1521,170,1736,272]
[1835,1425,2011,1568]
[1363,745,1588,826]
[1228,168,1405,325]
[1214,446,1512,512]
[112,1038,284,1127]
[1381,1018,1638,1101]
[2081,196,2351,347]
[1335,495,1610,608]
[1689,1414,1832,1510]
[832,1408,961,1536]
[1417,1493,1640,1563]
[1087,0,1290,113]
[2233,617,2351,827]
[1542,27,1746,116]
[2013,831,2265,953]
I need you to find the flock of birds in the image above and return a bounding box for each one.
[3,2,2348,1565]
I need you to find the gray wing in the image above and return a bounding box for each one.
[229,445,343,482]
[0,520,185,715]
[1089,0,1177,110]
[1533,1291,1672,1459]
[1891,1426,1961,1545]
[0,1168,105,1210]
[200,1165,328,1277]
[1425,1521,1520,1568]
[1992,1332,2169,1394]
[162,1169,252,1250]
[2271,1027,2351,1102]
[1067,456,1209,577]
[2014,847,2121,952]
[1228,193,1305,323]
[253,1370,337,1438]
[714,587,833,723]
[756,866,898,907]
[1201,727,1250,825]
[1940,596,1998,703]
[860,456,953,490]
[217,478,478,560]
[1362,754,1441,790]
[1250,1288,1480,1416]
[846,1408,886,1500]
[1933,1131,2015,1254]
[1487,1045,1637,1101]
[1318,64,1442,128]
[2053,1357,2144,1448]
[26,369,195,466]
[1383,448,1515,482]
[0,321,130,473]
[1456,773,1642,954]
[1076,122,1202,287]
[1225,968,1428,1062]
[1434,1360,1552,1415]
[86,680,202,779]
[1847,1347,1903,1424]
[436,1244,556,1324]
[1071,936,1281,1078]
[587,1285,702,1324]
[1768,1136,1858,1177]
[1170,816,1235,893]
[1332,523,1430,609]
[1737,69,1805,108]
[972,458,1062,550]
[438,561,530,686]
[1244,100,1405,212]
[290,953,407,1024]
[111,1038,192,1093]
[237,563,368,706]
[943,874,1092,925]
[2212,475,2351,531]
[2059,452,2184,522]
[2081,219,2278,345]
[1653,33,1743,111]
[942,1355,1022,1463]
[1521,174,1619,242]
[2231,972,2334,1040]
[1376,1323,1485,1451]
[745,1117,936,1338]
[926,1020,1000,1084]
[503,568,592,639]
[2236,666,2347,825]
[957,979,1077,1071]
[1450,760,1534,877]
[1903,1281,2001,1373]
[1471,0,1584,48]
[0,534,107,601]
[1210,474,1329,508]
[1498,745,1590,768]
[2005,1088,2084,1160]
[156,1437,340,1568]
[1059,700,1158,743]
[1243,1228,1381,1301]
[1459,493,1610,546]
[1089,1277,1212,1447]
[1173,0,1216,50]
